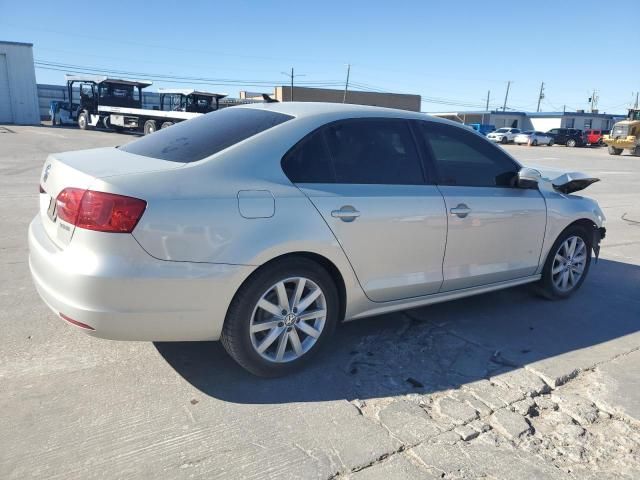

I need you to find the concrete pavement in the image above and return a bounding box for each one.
[1,125,638,479]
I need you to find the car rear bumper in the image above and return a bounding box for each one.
[28,215,254,341]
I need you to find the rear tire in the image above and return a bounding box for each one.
[161,121,174,129]
[221,257,339,377]
[501,136,508,144]
[532,139,538,146]
[143,120,157,135]
[608,146,623,155]
[537,225,592,300]
[566,138,577,147]
[547,139,554,146]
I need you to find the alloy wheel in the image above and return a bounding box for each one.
[249,277,327,363]
[551,236,587,292]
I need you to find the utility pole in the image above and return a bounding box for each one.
[536,81,545,112]
[280,68,305,101]
[502,81,511,111]
[343,64,351,103]
[482,90,490,124]
[635,91,639,109]
[589,89,598,113]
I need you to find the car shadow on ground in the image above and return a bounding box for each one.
[155,258,640,404]
[45,124,142,136]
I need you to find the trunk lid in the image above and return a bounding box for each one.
[38,147,183,249]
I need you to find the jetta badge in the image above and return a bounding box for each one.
[43,164,51,182]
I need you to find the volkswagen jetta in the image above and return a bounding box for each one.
[29,103,606,376]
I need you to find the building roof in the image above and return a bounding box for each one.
[157,88,227,99]
[430,110,625,118]
[64,74,153,87]
[0,40,34,47]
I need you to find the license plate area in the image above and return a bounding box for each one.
[47,196,58,222]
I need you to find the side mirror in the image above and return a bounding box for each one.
[517,167,542,189]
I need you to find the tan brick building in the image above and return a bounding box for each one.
[273,86,421,112]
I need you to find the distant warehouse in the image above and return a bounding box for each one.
[270,86,421,112]
[432,110,624,131]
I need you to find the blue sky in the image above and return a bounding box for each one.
[1,0,637,113]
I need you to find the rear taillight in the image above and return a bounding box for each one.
[55,188,146,233]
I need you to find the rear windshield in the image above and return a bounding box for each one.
[119,107,293,162]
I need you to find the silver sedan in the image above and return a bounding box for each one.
[29,103,606,376]
[514,130,554,146]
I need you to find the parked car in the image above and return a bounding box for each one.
[546,128,585,147]
[513,131,554,146]
[467,123,496,136]
[585,129,610,146]
[29,103,606,377]
[487,127,521,144]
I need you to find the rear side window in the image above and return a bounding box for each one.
[419,122,519,187]
[281,130,335,183]
[119,108,293,162]
[324,119,424,184]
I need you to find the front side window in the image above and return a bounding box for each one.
[120,107,293,162]
[323,119,425,185]
[419,122,519,188]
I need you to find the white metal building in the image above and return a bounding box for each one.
[431,110,624,132]
[0,41,40,124]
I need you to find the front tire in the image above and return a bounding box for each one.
[538,225,592,300]
[77,112,89,130]
[608,146,623,155]
[221,257,339,377]
[501,136,508,144]
[532,139,538,146]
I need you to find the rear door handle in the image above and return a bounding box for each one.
[331,206,360,222]
[450,203,471,218]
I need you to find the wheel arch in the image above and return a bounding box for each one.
[225,251,348,325]
[538,217,600,275]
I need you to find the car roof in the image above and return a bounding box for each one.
[235,101,447,123]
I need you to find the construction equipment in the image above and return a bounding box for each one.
[603,109,640,156]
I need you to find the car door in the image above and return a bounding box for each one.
[282,118,447,302]
[416,121,547,291]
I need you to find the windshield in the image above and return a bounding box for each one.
[612,124,629,137]
[119,107,293,162]
[522,131,533,134]
[495,128,509,133]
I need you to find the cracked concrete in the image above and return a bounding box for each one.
[1,130,639,479]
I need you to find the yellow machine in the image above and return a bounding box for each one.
[604,109,640,156]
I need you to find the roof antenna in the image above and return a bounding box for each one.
[262,94,278,103]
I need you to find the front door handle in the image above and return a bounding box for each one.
[450,203,471,218]
[331,205,360,222]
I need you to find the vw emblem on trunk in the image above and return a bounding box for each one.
[43,164,51,182]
